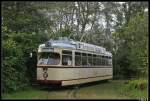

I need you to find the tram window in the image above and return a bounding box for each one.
[104,56,107,66]
[93,54,97,66]
[110,57,112,66]
[82,53,87,66]
[62,56,72,65]
[97,55,101,66]
[99,56,102,66]
[62,50,72,66]
[38,52,60,65]
[87,54,92,66]
[75,52,81,66]
[108,56,111,66]
[101,56,105,66]
[109,57,111,66]
[105,56,108,66]
[95,55,99,66]
[108,57,112,66]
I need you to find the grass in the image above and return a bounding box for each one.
[76,80,130,99]
[2,80,148,99]
[2,88,46,99]
[119,79,148,99]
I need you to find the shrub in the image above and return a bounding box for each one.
[120,79,148,98]
[2,39,28,92]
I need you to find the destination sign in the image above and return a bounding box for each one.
[38,47,54,52]
[76,42,105,53]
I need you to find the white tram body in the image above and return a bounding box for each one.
[37,37,113,86]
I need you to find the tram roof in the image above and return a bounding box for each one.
[38,37,112,56]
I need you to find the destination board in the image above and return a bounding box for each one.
[76,42,105,54]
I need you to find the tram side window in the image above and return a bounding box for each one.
[105,56,108,66]
[107,56,111,66]
[99,56,102,66]
[62,50,72,66]
[82,53,87,66]
[104,56,107,66]
[75,52,81,66]
[87,54,92,66]
[101,56,105,66]
[108,57,112,66]
[96,55,100,66]
[93,54,97,66]
[104,56,108,66]
[110,57,112,66]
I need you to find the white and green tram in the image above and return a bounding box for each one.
[37,37,113,86]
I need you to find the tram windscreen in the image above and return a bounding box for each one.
[38,52,60,65]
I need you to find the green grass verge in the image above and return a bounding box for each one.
[2,87,47,99]
[119,79,148,99]
[2,80,148,99]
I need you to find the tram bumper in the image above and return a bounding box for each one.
[36,80,62,86]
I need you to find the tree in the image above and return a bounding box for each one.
[2,1,50,92]
[112,11,148,79]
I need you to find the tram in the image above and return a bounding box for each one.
[37,37,113,86]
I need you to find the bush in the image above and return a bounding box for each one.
[2,39,28,92]
[120,79,148,98]
[122,79,147,91]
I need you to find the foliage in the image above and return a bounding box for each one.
[2,2,51,34]
[2,39,28,92]
[120,79,148,98]
[112,12,148,79]
[2,1,49,92]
